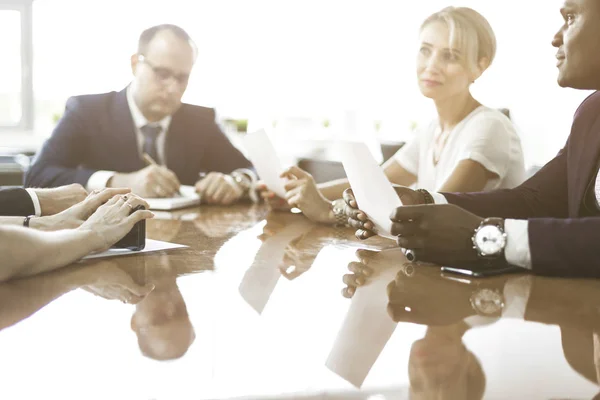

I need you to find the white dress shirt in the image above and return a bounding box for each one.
[24,188,42,216]
[86,86,172,191]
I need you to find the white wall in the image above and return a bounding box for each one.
[32,0,592,166]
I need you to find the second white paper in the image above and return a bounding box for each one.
[338,141,402,238]
[243,129,287,198]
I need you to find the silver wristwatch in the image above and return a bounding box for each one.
[331,198,347,226]
[472,218,507,258]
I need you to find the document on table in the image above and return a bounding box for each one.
[338,141,402,238]
[82,239,188,260]
[243,129,287,198]
[146,185,201,211]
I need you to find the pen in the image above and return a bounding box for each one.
[142,153,183,197]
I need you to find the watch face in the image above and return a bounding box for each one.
[474,225,506,256]
[471,288,504,315]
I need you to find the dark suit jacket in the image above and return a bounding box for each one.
[0,188,35,216]
[24,89,252,188]
[442,91,600,277]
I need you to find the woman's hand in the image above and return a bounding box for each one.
[280,166,334,224]
[257,181,291,211]
[78,193,154,252]
[30,188,132,231]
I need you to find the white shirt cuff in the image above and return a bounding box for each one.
[86,170,116,191]
[504,219,532,269]
[431,192,448,204]
[25,188,42,217]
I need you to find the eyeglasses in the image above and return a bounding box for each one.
[138,55,190,85]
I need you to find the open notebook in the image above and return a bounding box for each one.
[146,185,201,211]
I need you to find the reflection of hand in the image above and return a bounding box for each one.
[30,188,131,231]
[34,183,88,216]
[341,249,379,298]
[390,204,483,264]
[280,166,334,223]
[257,181,291,211]
[78,194,154,252]
[110,165,181,198]
[343,185,425,240]
[195,172,244,205]
[386,268,486,326]
[279,235,318,280]
[81,261,155,304]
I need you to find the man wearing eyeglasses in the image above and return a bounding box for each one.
[25,24,255,205]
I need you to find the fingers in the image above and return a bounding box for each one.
[283,179,305,192]
[348,261,373,277]
[343,273,366,286]
[342,188,357,208]
[151,171,179,197]
[195,172,218,193]
[390,220,421,237]
[341,286,356,298]
[86,188,132,209]
[127,209,155,224]
[280,165,310,180]
[389,205,425,222]
[121,194,150,211]
[355,228,377,240]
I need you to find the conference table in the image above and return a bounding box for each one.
[0,204,599,400]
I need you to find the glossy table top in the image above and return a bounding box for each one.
[1,204,599,400]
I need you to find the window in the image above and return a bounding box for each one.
[0,0,33,131]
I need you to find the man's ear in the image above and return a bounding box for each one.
[131,54,139,75]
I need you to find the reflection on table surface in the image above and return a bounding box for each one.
[0,204,599,400]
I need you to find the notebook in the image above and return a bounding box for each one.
[146,185,201,211]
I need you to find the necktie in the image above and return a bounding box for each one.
[140,124,162,163]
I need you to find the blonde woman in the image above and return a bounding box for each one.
[264,7,525,225]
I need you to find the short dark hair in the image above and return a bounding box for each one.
[137,24,197,58]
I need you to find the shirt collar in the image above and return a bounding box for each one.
[126,85,172,132]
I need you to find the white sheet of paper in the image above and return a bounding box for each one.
[338,141,402,238]
[243,129,287,198]
[82,239,187,260]
[325,262,399,387]
[146,185,201,211]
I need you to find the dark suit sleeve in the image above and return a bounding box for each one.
[200,110,253,174]
[442,145,569,219]
[528,217,600,277]
[0,188,35,216]
[24,97,97,188]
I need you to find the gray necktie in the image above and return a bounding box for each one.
[140,124,162,163]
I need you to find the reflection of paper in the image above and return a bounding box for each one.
[82,239,187,260]
[338,141,402,238]
[238,220,313,314]
[146,185,201,211]
[243,129,287,198]
[325,264,399,387]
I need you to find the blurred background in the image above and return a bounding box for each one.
[0,0,591,174]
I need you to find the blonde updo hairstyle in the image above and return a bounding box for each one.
[421,7,497,79]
